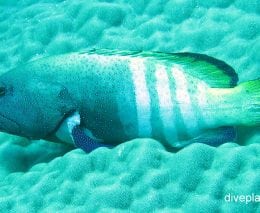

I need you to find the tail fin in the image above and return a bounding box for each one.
[236,79,260,126]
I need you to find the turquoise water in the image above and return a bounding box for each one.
[0,0,259,212]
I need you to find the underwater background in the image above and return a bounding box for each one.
[0,0,259,212]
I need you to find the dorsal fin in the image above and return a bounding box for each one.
[79,49,238,88]
[170,52,238,88]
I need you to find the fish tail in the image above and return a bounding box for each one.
[208,78,259,127]
[235,78,260,126]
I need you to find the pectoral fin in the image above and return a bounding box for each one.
[71,126,112,153]
[173,126,237,148]
[55,111,112,152]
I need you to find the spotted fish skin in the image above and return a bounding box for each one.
[0,50,259,148]
[52,53,211,146]
[22,51,238,146]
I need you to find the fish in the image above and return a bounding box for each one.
[0,49,259,152]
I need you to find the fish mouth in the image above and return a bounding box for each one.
[0,113,21,135]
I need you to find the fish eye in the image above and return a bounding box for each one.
[0,86,6,96]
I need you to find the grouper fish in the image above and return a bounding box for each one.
[0,49,259,152]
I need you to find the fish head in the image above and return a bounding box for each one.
[0,67,76,140]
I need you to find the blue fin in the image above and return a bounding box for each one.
[71,126,112,153]
[173,126,237,148]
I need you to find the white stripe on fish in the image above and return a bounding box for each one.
[197,82,217,127]
[155,64,177,142]
[129,58,152,137]
[171,65,197,135]
[197,82,209,125]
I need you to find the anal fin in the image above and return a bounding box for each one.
[173,126,237,148]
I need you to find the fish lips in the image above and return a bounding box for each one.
[0,114,21,136]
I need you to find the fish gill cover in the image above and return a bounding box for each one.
[0,0,259,212]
